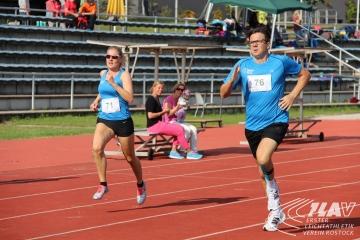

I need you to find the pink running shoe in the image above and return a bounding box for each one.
[92,185,108,200]
[137,182,147,205]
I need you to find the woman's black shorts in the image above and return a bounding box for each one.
[245,122,289,158]
[96,117,134,137]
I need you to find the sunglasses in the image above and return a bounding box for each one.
[176,88,185,92]
[106,55,120,60]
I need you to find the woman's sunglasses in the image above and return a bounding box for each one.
[106,55,120,60]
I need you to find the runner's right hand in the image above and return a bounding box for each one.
[90,101,98,112]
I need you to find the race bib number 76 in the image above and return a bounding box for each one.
[248,74,272,92]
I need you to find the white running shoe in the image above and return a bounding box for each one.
[263,209,286,231]
[137,181,147,205]
[93,185,108,200]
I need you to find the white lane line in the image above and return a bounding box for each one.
[2,141,358,186]
[1,151,359,201]
[2,164,360,222]
[26,180,360,240]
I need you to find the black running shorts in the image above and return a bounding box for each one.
[245,122,289,158]
[96,117,134,137]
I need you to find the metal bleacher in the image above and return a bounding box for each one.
[0,12,201,30]
[0,10,359,115]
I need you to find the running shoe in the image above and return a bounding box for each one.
[263,208,286,231]
[169,150,184,159]
[186,151,203,160]
[92,185,108,200]
[137,181,147,205]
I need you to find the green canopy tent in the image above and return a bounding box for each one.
[204,0,312,47]
[209,0,312,14]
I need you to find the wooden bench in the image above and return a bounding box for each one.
[186,119,223,128]
[105,128,205,160]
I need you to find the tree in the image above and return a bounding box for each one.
[212,7,224,20]
[180,10,197,18]
[346,0,357,23]
[160,5,172,17]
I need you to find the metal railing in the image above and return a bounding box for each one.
[1,71,358,112]
[277,9,338,29]
[0,71,227,110]
[295,23,360,76]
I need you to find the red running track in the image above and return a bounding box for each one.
[0,120,359,240]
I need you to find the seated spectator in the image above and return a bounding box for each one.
[273,26,284,47]
[210,19,228,37]
[313,25,323,35]
[18,0,30,15]
[163,83,203,159]
[78,0,96,30]
[106,0,125,21]
[195,19,208,35]
[292,10,304,41]
[145,81,202,160]
[224,17,238,37]
[338,30,349,41]
[18,0,30,25]
[355,30,360,39]
[344,25,355,39]
[247,10,259,28]
[64,0,78,28]
[46,0,61,27]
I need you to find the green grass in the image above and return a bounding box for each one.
[0,105,359,140]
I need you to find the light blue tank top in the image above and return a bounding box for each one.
[97,68,131,120]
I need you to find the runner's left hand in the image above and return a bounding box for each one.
[279,94,296,111]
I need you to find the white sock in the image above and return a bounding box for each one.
[266,178,278,191]
[265,178,280,211]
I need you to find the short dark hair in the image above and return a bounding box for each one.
[246,25,271,42]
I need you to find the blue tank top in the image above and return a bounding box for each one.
[97,69,131,120]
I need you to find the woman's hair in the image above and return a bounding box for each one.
[150,80,164,93]
[171,82,186,93]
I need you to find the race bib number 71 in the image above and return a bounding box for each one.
[101,97,120,113]
[248,74,272,92]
